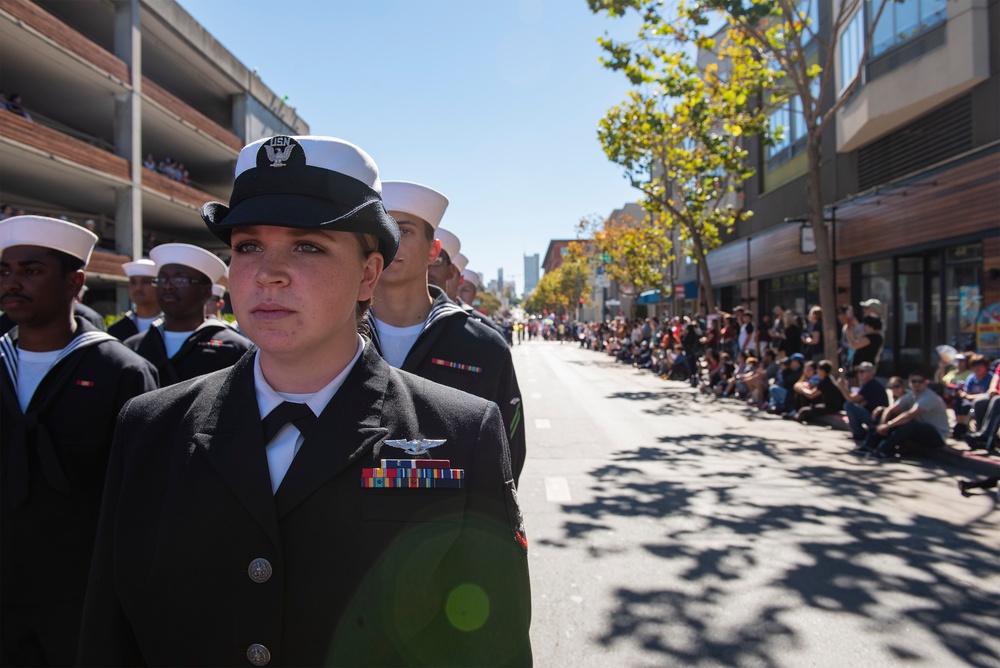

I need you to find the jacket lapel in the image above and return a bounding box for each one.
[195,353,282,547]
[274,343,390,518]
[401,287,466,373]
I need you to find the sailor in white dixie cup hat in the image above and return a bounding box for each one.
[0,215,158,667]
[427,227,460,297]
[122,243,251,386]
[79,136,531,668]
[454,262,504,337]
[204,267,236,327]
[370,181,527,483]
[108,258,162,341]
[444,251,468,302]
[458,268,481,307]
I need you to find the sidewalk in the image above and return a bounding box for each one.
[807,411,1000,479]
[667,377,1000,480]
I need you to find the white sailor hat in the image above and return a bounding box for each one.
[453,252,469,273]
[211,267,229,297]
[150,243,227,285]
[201,135,399,264]
[0,215,98,265]
[435,228,461,262]
[381,181,449,230]
[461,269,482,288]
[122,258,157,277]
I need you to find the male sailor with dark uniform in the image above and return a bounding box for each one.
[107,258,161,341]
[370,181,526,483]
[124,243,251,385]
[0,216,157,666]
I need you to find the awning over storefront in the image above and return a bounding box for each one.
[637,289,661,304]
[636,281,698,304]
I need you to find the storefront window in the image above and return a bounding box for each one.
[761,271,819,320]
[858,259,894,366]
[945,243,982,352]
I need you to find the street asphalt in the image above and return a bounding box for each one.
[512,338,999,668]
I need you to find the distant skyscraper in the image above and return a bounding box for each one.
[523,253,539,297]
[498,268,504,294]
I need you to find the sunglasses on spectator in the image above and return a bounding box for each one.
[909,378,927,385]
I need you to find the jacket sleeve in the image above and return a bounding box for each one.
[496,347,526,485]
[423,403,532,666]
[78,399,146,666]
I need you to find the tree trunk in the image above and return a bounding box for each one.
[805,136,840,366]
[689,229,717,315]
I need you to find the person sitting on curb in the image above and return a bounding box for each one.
[861,371,950,460]
[838,362,889,441]
[767,353,804,413]
[784,359,818,417]
[953,355,994,439]
[790,359,844,423]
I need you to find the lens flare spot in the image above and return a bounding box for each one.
[445,584,490,632]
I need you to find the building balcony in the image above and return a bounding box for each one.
[836,0,991,153]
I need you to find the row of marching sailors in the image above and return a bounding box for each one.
[0,135,529,667]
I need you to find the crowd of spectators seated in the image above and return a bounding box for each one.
[143,154,191,185]
[571,303,999,462]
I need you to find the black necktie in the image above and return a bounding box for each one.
[261,402,316,444]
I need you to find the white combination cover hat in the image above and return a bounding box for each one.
[150,243,228,285]
[0,215,98,265]
[461,269,482,288]
[381,181,449,230]
[435,228,461,262]
[201,135,399,264]
[453,252,469,273]
[122,258,157,277]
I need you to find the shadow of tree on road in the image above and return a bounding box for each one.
[548,430,1000,666]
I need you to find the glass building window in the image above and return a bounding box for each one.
[945,242,982,352]
[839,10,865,95]
[869,0,947,57]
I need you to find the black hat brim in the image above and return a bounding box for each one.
[202,193,399,265]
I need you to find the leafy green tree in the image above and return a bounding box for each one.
[524,256,592,317]
[580,212,673,301]
[475,291,502,316]
[589,6,772,313]
[592,0,892,360]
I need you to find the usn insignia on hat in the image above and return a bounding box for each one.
[257,136,303,169]
[383,439,447,456]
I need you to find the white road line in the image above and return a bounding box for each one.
[545,477,572,502]
[534,419,551,429]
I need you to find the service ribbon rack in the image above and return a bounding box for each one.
[362,459,465,489]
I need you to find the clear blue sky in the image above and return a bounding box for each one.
[176,0,640,293]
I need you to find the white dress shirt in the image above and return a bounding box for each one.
[253,334,365,494]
